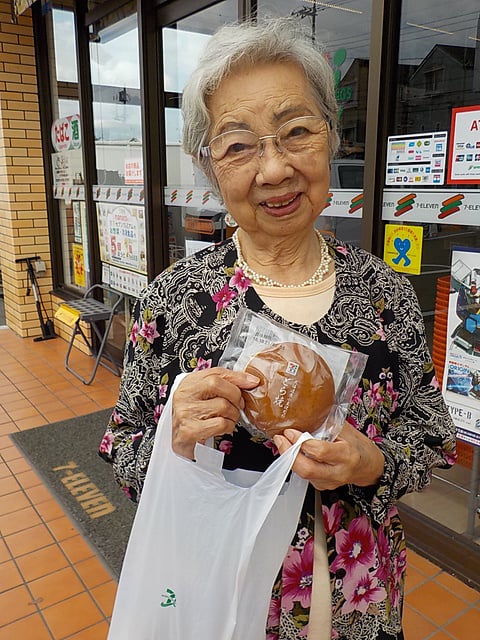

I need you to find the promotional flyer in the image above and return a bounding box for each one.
[443,246,480,446]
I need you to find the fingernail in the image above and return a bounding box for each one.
[245,374,260,384]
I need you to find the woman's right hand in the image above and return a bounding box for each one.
[171,367,259,459]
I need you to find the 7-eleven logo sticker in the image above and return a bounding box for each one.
[394,193,416,217]
[349,193,363,214]
[438,194,464,219]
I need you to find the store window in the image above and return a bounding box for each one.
[257,0,373,245]
[48,8,88,293]
[383,0,480,547]
[162,0,238,264]
[89,9,148,303]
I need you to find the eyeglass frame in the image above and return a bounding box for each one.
[199,115,329,163]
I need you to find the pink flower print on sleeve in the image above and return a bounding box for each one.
[130,320,139,345]
[99,431,114,455]
[139,319,160,344]
[212,284,237,314]
[229,266,251,293]
[194,357,212,371]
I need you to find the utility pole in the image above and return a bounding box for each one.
[291,4,320,43]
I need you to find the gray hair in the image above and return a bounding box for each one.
[182,17,340,199]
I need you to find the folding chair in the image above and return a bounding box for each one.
[64,284,124,385]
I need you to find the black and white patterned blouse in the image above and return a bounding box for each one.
[100,235,456,640]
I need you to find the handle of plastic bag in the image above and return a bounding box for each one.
[194,441,225,474]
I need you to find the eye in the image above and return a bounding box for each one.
[225,141,254,156]
[285,125,310,139]
[215,131,257,161]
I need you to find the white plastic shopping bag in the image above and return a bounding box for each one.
[108,374,310,640]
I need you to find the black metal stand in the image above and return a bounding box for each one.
[15,256,56,341]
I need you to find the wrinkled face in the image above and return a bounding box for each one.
[206,61,330,240]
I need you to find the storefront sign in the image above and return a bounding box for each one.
[385,131,448,186]
[447,105,480,184]
[51,114,82,152]
[382,189,480,225]
[443,246,480,446]
[96,203,147,275]
[383,224,423,275]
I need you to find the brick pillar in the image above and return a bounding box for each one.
[0,1,53,338]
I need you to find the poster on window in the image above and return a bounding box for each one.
[96,203,147,274]
[383,223,423,275]
[447,105,480,184]
[73,201,82,243]
[442,246,480,446]
[72,244,86,288]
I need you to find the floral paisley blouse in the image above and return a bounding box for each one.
[99,235,456,640]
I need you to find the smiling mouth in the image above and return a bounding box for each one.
[261,193,299,208]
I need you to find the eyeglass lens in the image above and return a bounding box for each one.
[209,116,326,164]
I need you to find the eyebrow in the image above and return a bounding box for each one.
[272,106,314,122]
[214,106,317,136]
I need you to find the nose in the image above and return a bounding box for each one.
[255,138,294,186]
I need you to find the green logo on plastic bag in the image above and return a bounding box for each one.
[161,588,176,608]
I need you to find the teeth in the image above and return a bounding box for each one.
[264,195,297,208]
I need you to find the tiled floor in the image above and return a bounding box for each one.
[0,327,479,639]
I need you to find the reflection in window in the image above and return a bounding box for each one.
[163,28,211,93]
[52,9,78,83]
[90,13,143,186]
[424,68,444,93]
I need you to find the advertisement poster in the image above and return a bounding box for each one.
[385,131,448,186]
[51,150,83,191]
[96,203,147,274]
[442,246,480,446]
[73,201,82,243]
[72,244,86,288]
[447,105,480,184]
[383,224,423,275]
[124,158,144,185]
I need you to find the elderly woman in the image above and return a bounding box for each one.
[100,17,456,640]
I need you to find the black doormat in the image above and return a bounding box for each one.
[10,410,136,579]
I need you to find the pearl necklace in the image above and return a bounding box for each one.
[232,229,331,288]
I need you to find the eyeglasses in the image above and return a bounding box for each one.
[200,115,328,166]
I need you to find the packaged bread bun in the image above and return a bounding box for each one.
[242,341,335,438]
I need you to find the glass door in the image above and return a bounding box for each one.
[161,0,238,264]
[383,0,480,548]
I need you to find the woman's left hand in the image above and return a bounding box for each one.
[273,422,385,490]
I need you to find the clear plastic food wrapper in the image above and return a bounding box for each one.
[219,308,368,440]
